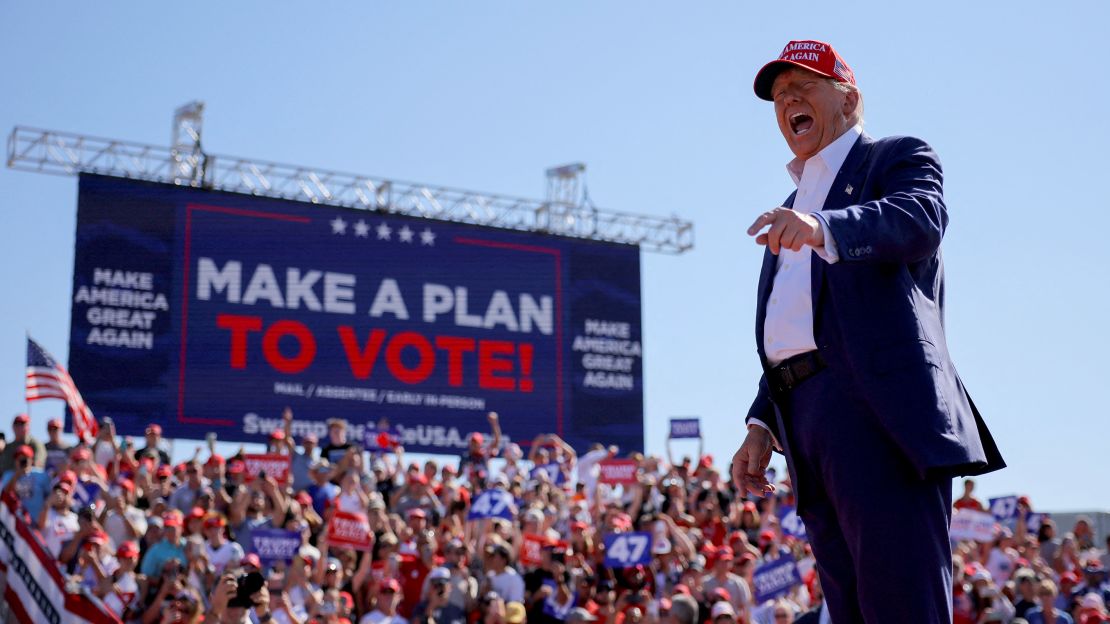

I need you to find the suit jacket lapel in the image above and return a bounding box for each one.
[811,133,874,315]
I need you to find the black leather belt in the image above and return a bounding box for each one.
[767,350,826,395]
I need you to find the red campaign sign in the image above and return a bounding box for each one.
[242,453,292,484]
[598,459,639,485]
[328,511,373,552]
[519,534,568,567]
[520,533,548,567]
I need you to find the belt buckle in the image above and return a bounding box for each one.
[778,364,795,390]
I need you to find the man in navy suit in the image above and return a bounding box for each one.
[731,40,1005,622]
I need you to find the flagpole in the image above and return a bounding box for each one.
[24,331,32,425]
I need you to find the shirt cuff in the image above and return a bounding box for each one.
[745,419,782,451]
[811,213,839,264]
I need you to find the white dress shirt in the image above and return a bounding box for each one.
[763,124,860,366]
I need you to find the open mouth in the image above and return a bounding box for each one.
[789,113,814,136]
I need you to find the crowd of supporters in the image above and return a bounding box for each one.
[0,410,1107,624]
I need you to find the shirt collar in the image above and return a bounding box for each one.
[786,124,863,185]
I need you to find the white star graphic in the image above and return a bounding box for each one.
[398,225,414,243]
[353,220,369,237]
[330,216,347,235]
[376,222,392,240]
[419,228,436,246]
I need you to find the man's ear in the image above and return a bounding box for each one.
[842,87,860,118]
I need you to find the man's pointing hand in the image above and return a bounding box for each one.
[748,207,824,254]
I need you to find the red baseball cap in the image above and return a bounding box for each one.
[54,480,74,493]
[48,418,63,430]
[13,414,30,425]
[754,39,856,101]
[228,460,245,474]
[117,541,140,559]
[270,429,285,440]
[70,447,91,461]
[86,530,109,546]
[407,508,427,519]
[241,553,262,569]
[469,432,484,444]
[716,546,735,561]
[58,470,77,484]
[15,445,34,459]
[156,464,173,478]
[206,454,225,467]
[117,478,135,493]
[163,511,184,527]
[188,507,207,520]
[381,578,402,593]
[204,515,227,529]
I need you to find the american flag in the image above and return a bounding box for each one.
[25,337,98,440]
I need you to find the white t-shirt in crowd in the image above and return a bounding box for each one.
[102,571,139,618]
[489,567,525,603]
[206,540,245,573]
[104,506,147,549]
[42,507,80,558]
[987,547,1015,583]
[359,610,408,624]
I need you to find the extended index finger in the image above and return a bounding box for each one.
[747,211,777,236]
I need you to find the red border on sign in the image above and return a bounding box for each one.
[178,203,312,425]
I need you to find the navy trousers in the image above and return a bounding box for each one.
[773,364,953,623]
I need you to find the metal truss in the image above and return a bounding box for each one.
[7,125,694,254]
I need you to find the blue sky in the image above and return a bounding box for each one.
[1,2,1106,510]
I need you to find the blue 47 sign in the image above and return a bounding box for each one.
[603,532,653,567]
[777,506,807,539]
[988,496,1019,521]
[468,489,517,520]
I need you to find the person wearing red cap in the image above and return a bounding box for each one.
[0,413,46,474]
[701,546,750,619]
[1,443,53,519]
[459,411,502,482]
[103,478,148,550]
[100,541,141,618]
[733,39,1005,623]
[139,510,187,577]
[359,578,407,624]
[39,479,79,557]
[43,417,72,475]
[168,459,206,513]
[136,423,170,466]
[393,471,444,521]
[202,513,244,574]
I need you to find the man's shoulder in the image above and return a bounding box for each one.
[866,134,938,162]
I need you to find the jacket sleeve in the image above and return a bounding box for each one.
[819,137,947,264]
[745,373,779,434]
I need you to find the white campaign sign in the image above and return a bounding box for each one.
[950,508,997,542]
